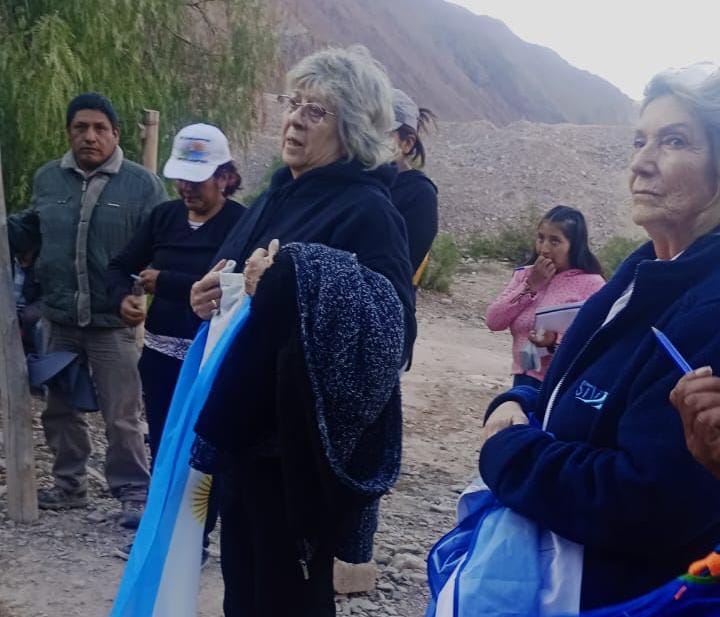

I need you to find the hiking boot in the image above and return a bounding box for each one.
[118,500,144,529]
[38,486,88,510]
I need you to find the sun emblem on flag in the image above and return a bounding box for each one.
[191,473,213,523]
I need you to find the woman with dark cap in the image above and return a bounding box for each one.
[391,88,439,286]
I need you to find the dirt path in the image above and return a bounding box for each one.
[0,263,514,617]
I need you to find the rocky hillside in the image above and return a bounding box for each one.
[265,0,634,126]
[237,100,639,244]
[421,120,638,241]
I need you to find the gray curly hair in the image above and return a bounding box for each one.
[286,45,395,169]
[643,64,720,179]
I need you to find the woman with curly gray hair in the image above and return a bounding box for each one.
[189,46,415,616]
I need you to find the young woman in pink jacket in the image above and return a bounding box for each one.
[486,206,605,387]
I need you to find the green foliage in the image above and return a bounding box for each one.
[420,232,460,293]
[0,0,276,209]
[597,235,645,277]
[463,206,539,264]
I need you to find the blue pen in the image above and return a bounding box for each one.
[651,327,693,374]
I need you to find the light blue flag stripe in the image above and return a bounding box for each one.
[426,480,582,616]
[110,297,252,616]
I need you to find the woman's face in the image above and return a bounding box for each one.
[281,90,345,178]
[535,221,571,272]
[629,94,718,235]
[175,174,227,216]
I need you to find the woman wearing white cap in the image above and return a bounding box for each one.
[107,122,244,476]
[391,88,439,286]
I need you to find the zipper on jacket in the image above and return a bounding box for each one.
[81,178,87,192]
[544,263,643,424]
[298,538,312,581]
[544,328,600,428]
[299,558,310,581]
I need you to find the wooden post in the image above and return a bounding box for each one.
[0,145,38,522]
[140,109,160,173]
[136,110,160,349]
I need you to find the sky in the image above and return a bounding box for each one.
[449,1,720,100]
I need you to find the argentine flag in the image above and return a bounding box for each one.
[426,476,583,617]
[110,268,249,617]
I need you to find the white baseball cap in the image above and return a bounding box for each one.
[163,123,232,183]
[392,88,420,131]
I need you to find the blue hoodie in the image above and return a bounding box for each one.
[480,232,720,610]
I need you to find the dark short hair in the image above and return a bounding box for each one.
[397,107,437,167]
[526,205,604,277]
[214,161,242,196]
[66,93,119,129]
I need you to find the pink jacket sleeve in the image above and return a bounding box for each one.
[485,268,537,331]
[568,273,606,303]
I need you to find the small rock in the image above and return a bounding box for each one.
[85,509,107,523]
[374,550,392,565]
[395,544,424,555]
[384,566,402,582]
[348,597,379,613]
[409,571,427,584]
[390,553,426,572]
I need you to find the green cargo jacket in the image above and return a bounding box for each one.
[8,147,168,327]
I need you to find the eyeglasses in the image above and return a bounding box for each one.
[276,94,336,123]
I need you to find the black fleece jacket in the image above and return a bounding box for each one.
[390,168,438,276]
[107,198,245,340]
[213,160,416,358]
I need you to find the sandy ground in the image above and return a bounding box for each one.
[0,262,515,617]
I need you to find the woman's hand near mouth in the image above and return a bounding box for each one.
[526,255,556,292]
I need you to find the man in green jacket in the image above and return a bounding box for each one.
[8,93,167,528]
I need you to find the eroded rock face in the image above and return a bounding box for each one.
[265,0,634,126]
[239,107,637,244]
[422,120,637,242]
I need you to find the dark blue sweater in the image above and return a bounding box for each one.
[213,160,416,356]
[107,198,245,340]
[480,233,720,609]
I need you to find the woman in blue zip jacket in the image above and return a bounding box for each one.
[479,62,720,610]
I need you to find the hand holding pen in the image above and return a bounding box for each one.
[656,327,720,480]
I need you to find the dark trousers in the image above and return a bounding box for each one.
[138,346,219,544]
[219,459,336,617]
